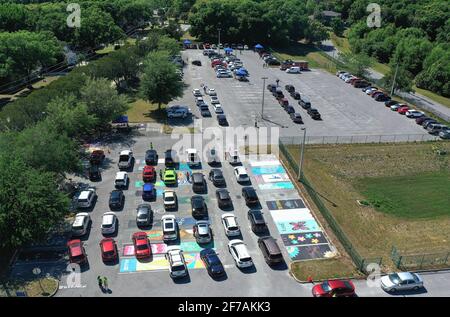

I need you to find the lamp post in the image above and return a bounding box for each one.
[261,77,268,120]
[298,128,307,181]
[218,28,221,55]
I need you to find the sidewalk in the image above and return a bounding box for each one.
[320,40,450,122]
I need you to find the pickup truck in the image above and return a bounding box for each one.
[118,150,133,170]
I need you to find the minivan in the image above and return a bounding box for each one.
[427,124,450,135]
[192,173,207,193]
[258,237,283,265]
[165,150,177,167]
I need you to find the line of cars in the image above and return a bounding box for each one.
[193,87,228,125]
[336,70,450,139]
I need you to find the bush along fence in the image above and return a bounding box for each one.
[280,134,440,145]
[279,139,383,274]
[391,246,450,271]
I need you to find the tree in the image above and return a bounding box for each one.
[0,154,69,248]
[139,51,184,110]
[382,65,414,94]
[304,20,329,44]
[157,36,181,56]
[0,3,33,32]
[339,52,375,78]
[80,78,130,126]
[0,30,61,81]
[392,36,433,76]
[331,17,345,37]
[416,58,450,97]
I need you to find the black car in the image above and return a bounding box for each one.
[192,60,202,66]
[208,169,226,186]
[290,91,301,100]
[217,114,228,126]
[88,165,101,181]
[285,105,295,114]
[375,93,390,102]
[285,85,295,93]
[290,113,303,123]
[145,149,158,165]
[247,210,268,234]
[109,190,125,210]
[200,104,211,117]
[299,97,311,109]
[242,187,259,206]
[267,84,276,92]
[423,119,438,129]
[136,204,152,227]
[200,249,225,278]
[165,149,177,167]
[385,100,398,107]
[307,108,321,120]
[191,195,208,219]
[416,116,431,125]
[266,58,280,65]
[216,189,232,209]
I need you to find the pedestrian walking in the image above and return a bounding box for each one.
[97,275,104,291]
[103,277,109,292]
[159,169,163,179]
[186,171,190,183]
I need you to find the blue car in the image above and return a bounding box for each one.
[142,183,156,201]
[200,248,225,278]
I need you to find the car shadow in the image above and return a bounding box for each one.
[172,274,191,284]
[239,265,257,274]
[385,287,428,296]
[267,261,288,271]
[211,272,228,282]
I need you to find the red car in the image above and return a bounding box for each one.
[99,238,118,262]
[312,279,355,297]
[132,232,151,259]
[142,165,155,182]
[398,106,410,114]
[67,239,87,265]
[279,98,289,107]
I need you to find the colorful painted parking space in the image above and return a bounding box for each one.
[248,155,336,261]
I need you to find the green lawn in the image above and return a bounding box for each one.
[126,98,166,123]
[291,258,361,281]
[356,172,450,219]
[414,85,450,109]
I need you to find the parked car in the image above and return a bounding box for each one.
[191,195,208,219]
[142,165,155,183]
[145,149,158,165]
[217,114,228,126]
[375,93,391,102]
[312,280,356,297]
[192,172,207,193]
[234,166,250,183]
[390,103,407,111]
[89,150,105,165]
[242,187,259,206]
[427,123,450,135]
[166,246,188,278]
[207,88,217,96]
[118,150,133,170]
[71,213,91,237]
[439,130,450,139]
[248,210,268,234]
[380,272,423,293]
[162,215,178,241]
[208,169,226,186]
[115,171,129,188]
[68,239,87,265]
[109,190,125,210]
[207,148,220,165]
[165,149,178,167]
[422,119,438,129]
[213,103,224,113]
[307,108,321,120]
[167,107,190,119]
[285,85,295,93]
[415,116,432,125]
[405,110,424,118]
[192,60,202,66]
[76,188,97,209]
[299,97,311,109]
[193,221,212,244]
[132,232,151,259]
[99,238,118,262]
[163,168,177,185]
[291,91,301,100]
[88,165,101,181]
[200,104,211,117]
[385,100,399,107]
[398,106,410,115]
[290,113,303,123]
[216,189,232,209]
[222,214,240,237]
[101,212,117,235]
[200,249,225,278]
[163,191,177,210]
[286,66,301,73]
[228,240,253,268]
[136,204,152,227]
[285,105,295,114]
[258,236,283,265]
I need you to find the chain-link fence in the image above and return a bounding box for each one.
[280,134,440,145]
[391,246,450,271]
[279,139,383,273]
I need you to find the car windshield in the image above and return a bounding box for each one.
[321,281,332,292]
[165,223,174,230]
[165,196,175,202]
[389,273,401,284]
[136,244,148,250]
[172,264,185,271]
[138,213,148,219]
[103,250,115,257]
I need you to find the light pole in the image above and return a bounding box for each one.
[218,28,221,55]
[297,128,307,181]
[390,62,399,96]
[261,77,268,120]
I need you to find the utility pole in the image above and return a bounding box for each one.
[261,77,268,120]
[390,62,399,96]
[297,128,307,181]
[218,28,221,55]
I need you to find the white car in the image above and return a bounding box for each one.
[76,188,97,209]
[226,149,240,165]
[210,96,220,104]
[390,103,407,111]
[221,213,241,237]
[286,66,301,73]
[336,70,347,77]
[114,171,129,188]
[340,73,351,80]
[71,213,91,236]
[207,88,217,96]
[405,110,424,118]
[234,166,250,183]
[192,89,202,97]
[345,76,357,83]
[101,212,117,235]
[163,190,177,210]
[195,97,204,105]
[380,272,424,293]
[162,215,178,241]
[217,71,232,78]
[244,45,249,50]
[228,239,253,268]
[166,246,188,278]
[365,87,378,95]
[213,103,223,113]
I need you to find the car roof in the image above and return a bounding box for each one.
[102,212,116,225]
[396,272,417,281]
[73,213,88,226]
[164,191,175,197]
[231,241,249,257]
[68,241,83,256]
[100,238,115,252]
[78,190,92,200]
[327,279,353,289]
[119,150,131,155]
[116,171,127,179]
[235,166,246,173]
[143,183,154,191]
[110,190,122,197]
[217,189,230,198]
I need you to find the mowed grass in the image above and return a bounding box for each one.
[126,98,166,123]
[413,85,450,109]
[291,258,362,281]
[286,142,450,262]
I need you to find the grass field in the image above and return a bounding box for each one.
[291,258,362,281]
[413,86,450,109]
[126,98,166,123]
[286,142,450,263]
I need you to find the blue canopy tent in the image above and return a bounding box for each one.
[224,47,233,55]
[235,70,247,77]
[254,44,263,49]
[237,67,248,75]
[183,39,192,45]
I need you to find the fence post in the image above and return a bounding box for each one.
[420,254,425,269]
[336,136,339,144]
[445,252,450,265]
[379,135,381,143]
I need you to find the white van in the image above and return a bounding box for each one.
[286,66,301,73]
[115,171,129,188]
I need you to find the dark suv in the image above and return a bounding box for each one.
[109,190,125,210]
[191,195,208,219]
[216,189,232,209]
[285,85,295,93]
[307,108,321,120]
[192,173,207,193]
[299,97,311,109]
[88,165,101,181]
[208,169,226,186]
[165,150,177,167]
[247,210,267,233]
[242,187,259,206]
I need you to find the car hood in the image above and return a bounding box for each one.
[380,276,395,288]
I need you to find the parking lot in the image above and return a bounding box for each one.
[179,49,434,141]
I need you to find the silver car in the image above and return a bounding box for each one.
[380,272,424,292]
[193,221,212,244]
